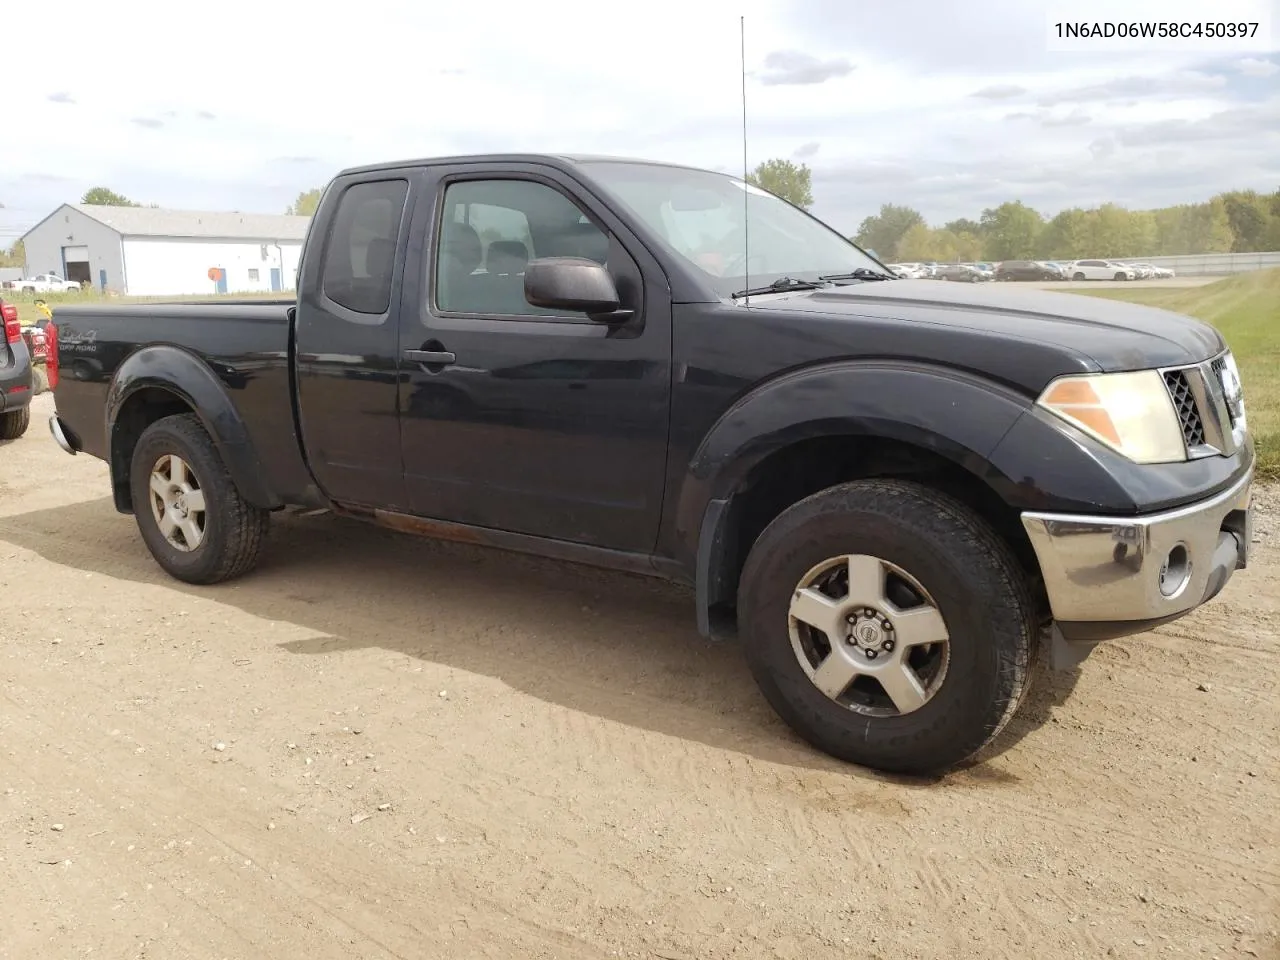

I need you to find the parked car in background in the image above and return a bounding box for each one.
[1,298,33,439]
[1069,260,1136,281]
[1131,262,1174,279]
[995,260,1060,281]
[888,262,930,279]
[1040,261,1071,279]
[968,262,996,281]
[937,263,984,282]
[1,273,83,294]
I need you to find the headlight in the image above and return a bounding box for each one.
[1036,370,1187,464]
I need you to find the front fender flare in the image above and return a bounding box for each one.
[677,361,1037,638]
[105,344,280,512]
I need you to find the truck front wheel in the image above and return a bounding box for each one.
[129,413,269,584]
[737,479,1038,775]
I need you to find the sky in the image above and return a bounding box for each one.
[2,0,1278,248]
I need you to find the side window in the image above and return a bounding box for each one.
[435,178,610,318]
[321,178,409,316]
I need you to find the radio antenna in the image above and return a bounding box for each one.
[740,14,751,305]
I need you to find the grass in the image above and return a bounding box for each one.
[1069,268,1280,479]
[10,270,1278,476]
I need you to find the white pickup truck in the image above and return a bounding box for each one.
[2,273,82,293]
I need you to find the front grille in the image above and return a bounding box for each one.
[1163,370,1204,447]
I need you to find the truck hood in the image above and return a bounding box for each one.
[761,279,1224,372]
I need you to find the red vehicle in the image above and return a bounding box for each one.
[22,324,48,364]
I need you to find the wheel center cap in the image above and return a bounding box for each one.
[851,618,884,649]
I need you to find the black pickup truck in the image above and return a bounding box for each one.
[46,154,1254,774]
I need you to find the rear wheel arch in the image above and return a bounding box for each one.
[106,346,281,514]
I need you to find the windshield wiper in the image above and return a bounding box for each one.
[730,276,826,299]
[818,267,897,282]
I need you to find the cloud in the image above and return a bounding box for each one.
[971,84,1026,99]
[47,92,75,105]
[758,50,854,86]
[3,0,1275,243]
[1041,110,1091,128]
[1236,57,1279,78]
[1113,98,1280,148]
[1089,138,1117,160]
[1039,71,1226,106]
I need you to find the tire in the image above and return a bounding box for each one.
[129,413,269,584]
[0,406,31,440]
[1072,272,1085,281]
[31,365,49,395]
[1114,272,1126,281]
[737,479,1038,775]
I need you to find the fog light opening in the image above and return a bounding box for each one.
[1159,543,1192,599]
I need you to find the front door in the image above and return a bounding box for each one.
[293,172,416,510]
[397,166,672,554]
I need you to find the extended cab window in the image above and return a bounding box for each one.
[321,178,409,316]
[435,179,609,318]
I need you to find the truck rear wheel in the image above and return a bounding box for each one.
[129,413,269,584]
[737,479,1037,775]
[0,407,31,440]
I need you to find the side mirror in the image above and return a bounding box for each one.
[524,257,630,320]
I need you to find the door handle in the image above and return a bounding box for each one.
[404,349,456,366]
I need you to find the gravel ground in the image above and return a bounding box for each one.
[1,392,1277,960]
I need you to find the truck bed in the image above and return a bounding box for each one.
[51,299,315,508]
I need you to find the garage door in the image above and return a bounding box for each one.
[64,246,89,262]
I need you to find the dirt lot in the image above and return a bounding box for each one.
[2,391,1276,960]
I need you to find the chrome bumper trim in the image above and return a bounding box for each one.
[48,415,76,455]
[1021,468,1253,623]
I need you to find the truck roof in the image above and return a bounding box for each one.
[336,152,720,178]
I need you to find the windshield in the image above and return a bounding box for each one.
[579,161,885,298]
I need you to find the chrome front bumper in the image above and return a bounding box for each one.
[1021,468,1253,626]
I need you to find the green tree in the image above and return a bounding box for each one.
[1221,190,1270,252]
[745,159,813,209]
[1085,203,1153,258]
[1038,208,1092,259]
[979,201,1044,260]
[0,240,24,269]
[943,218,983,237]
[81,186,138,206]
[853,204,925,261]
[286,188,323,217]
[893,223,935,261]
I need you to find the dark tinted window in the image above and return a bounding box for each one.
[322,179,409,315]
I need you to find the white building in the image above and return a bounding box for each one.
[20,204,311,296]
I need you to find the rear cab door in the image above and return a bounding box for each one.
[293,168,420,511]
